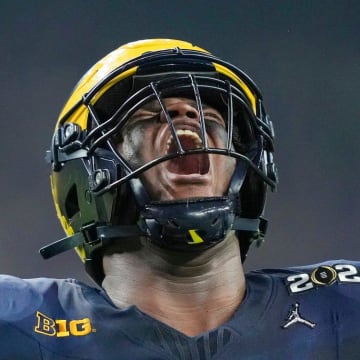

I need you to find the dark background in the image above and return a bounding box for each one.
[1,0,359,285]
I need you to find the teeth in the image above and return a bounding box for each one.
[166,129,202,150]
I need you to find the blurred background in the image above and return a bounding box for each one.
[1,0,359,285]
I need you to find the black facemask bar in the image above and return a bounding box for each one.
[50,72,276,196]
[51,48,277,188]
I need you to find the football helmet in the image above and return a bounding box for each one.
[40,39,278,284]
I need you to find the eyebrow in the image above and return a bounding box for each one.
[138,100,161,112]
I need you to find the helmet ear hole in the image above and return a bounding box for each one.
[65,184,80,220]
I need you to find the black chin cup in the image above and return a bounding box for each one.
[138,197,236,251]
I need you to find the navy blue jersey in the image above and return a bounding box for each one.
[1,260,360,359]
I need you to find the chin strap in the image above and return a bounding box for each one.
[39,224,144,259]
[40,196,265,259]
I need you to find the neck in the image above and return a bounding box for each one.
[102,233,246,337]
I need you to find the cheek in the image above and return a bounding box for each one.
[225,158,236,183]
[221,156,236,181]
[117,126,149,168]
[212,155,236,194]
[206,122,229,149]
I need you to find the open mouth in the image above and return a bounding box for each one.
[166,130,210,175]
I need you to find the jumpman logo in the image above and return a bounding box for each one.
[282,302,316,329]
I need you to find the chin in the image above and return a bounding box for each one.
[166,188,220,201]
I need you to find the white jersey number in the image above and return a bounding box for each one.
[287,263,360,294]
[334,264,360,283]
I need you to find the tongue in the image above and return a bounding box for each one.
[166,135,209,175]
[167,154,209,175]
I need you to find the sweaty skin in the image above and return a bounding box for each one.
[103,98,245,337]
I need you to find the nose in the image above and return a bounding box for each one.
[160,100,199,123]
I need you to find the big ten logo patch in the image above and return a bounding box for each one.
[34,311,95,337]
[287,264,360,294]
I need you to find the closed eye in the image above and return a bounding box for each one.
[128,109,160,124]
[203,109,225,127]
